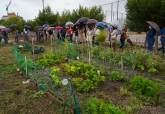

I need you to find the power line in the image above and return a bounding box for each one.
[100,0,126,6]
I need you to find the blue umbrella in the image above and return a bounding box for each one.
[96,22,108,29]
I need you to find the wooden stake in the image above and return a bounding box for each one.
[25,56,28,76]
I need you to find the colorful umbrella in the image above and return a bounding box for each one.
[55,26,63,32]
[65,21,74,27]
[96,22,108,29]
[107,25,113,31]
[47,27,55,31]
[1,28,11,33]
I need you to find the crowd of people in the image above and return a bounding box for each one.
[0,19,165,54]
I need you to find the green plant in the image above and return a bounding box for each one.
[146,55,158,73]
[110,71,124,81]
[65,61,105,92]
[63,64,80,76]
[83,97,126,114]
[37,53,64,67]
[96,30,108,42]
[129,76,160,98]
[50,67,61,87]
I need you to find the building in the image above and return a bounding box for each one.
[1,12,17,20]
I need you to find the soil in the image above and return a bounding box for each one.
[0,45,62,114]
[1,44,165,114]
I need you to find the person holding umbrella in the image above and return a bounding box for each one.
[15,30,19,43]
[66,26,73,42]
[146,21,160,52]
[2,30,8,44]
[146,26,156,52]
[120,26,128,49]
[24,27,29,42]
[111,25,118,51]
[158,27,165,53]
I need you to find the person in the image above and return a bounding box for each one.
[0,30,2,43]
[108,26,113,47]
[2,31,8,44]
[24,28,29,42]
[120,26,128,48]
[146,26,156,52]
[158,27,165,53]
[111,25,118,50]
[74,27,79,43]
[87,27,93,45]
[48,29,53,41]
[61,27,66,41]
[91,27,96,45]
[66,27,73,42]
[15,30,19,43]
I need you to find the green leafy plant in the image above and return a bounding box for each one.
[50,67,61,87]
[96,30,108,42]
[129,76,160,99]
[64,61,105,92]
[83,97,126,114]
[110,71,124,81]
[37,53,64,67]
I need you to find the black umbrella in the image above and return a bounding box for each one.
[35,26,43,31]
[76,17,89,25]
[24,25,31,30]
[87,19,97,25]
[9,24,17,29]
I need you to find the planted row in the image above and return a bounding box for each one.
[62,61,105,92]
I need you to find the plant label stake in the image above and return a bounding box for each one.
[25,56,28,76]
[32,37,34,56]
[121,56,124,70]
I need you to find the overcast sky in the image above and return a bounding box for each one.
[0,0,126,22]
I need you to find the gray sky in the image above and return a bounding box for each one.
[0,0,126,22]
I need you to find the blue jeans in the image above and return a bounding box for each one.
[158,42,165,53]
[120,39,125,48]
[147,38,155,51]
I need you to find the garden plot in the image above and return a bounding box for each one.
[3,40,165,114]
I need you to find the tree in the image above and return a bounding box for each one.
[36,6,60,26]
[35,5,104,26]
[26,20,38,31]
[126,0,165,32]
[2,16,25,31]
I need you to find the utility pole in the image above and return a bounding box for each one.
[42,0,45,11]
[111,3,113,21]
[117,0,119,20]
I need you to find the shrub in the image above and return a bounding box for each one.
[37,53,64,67]
[129,76,160,98]
[83,97,126,114]
[110,71,124,81]
[96,30,107,42]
